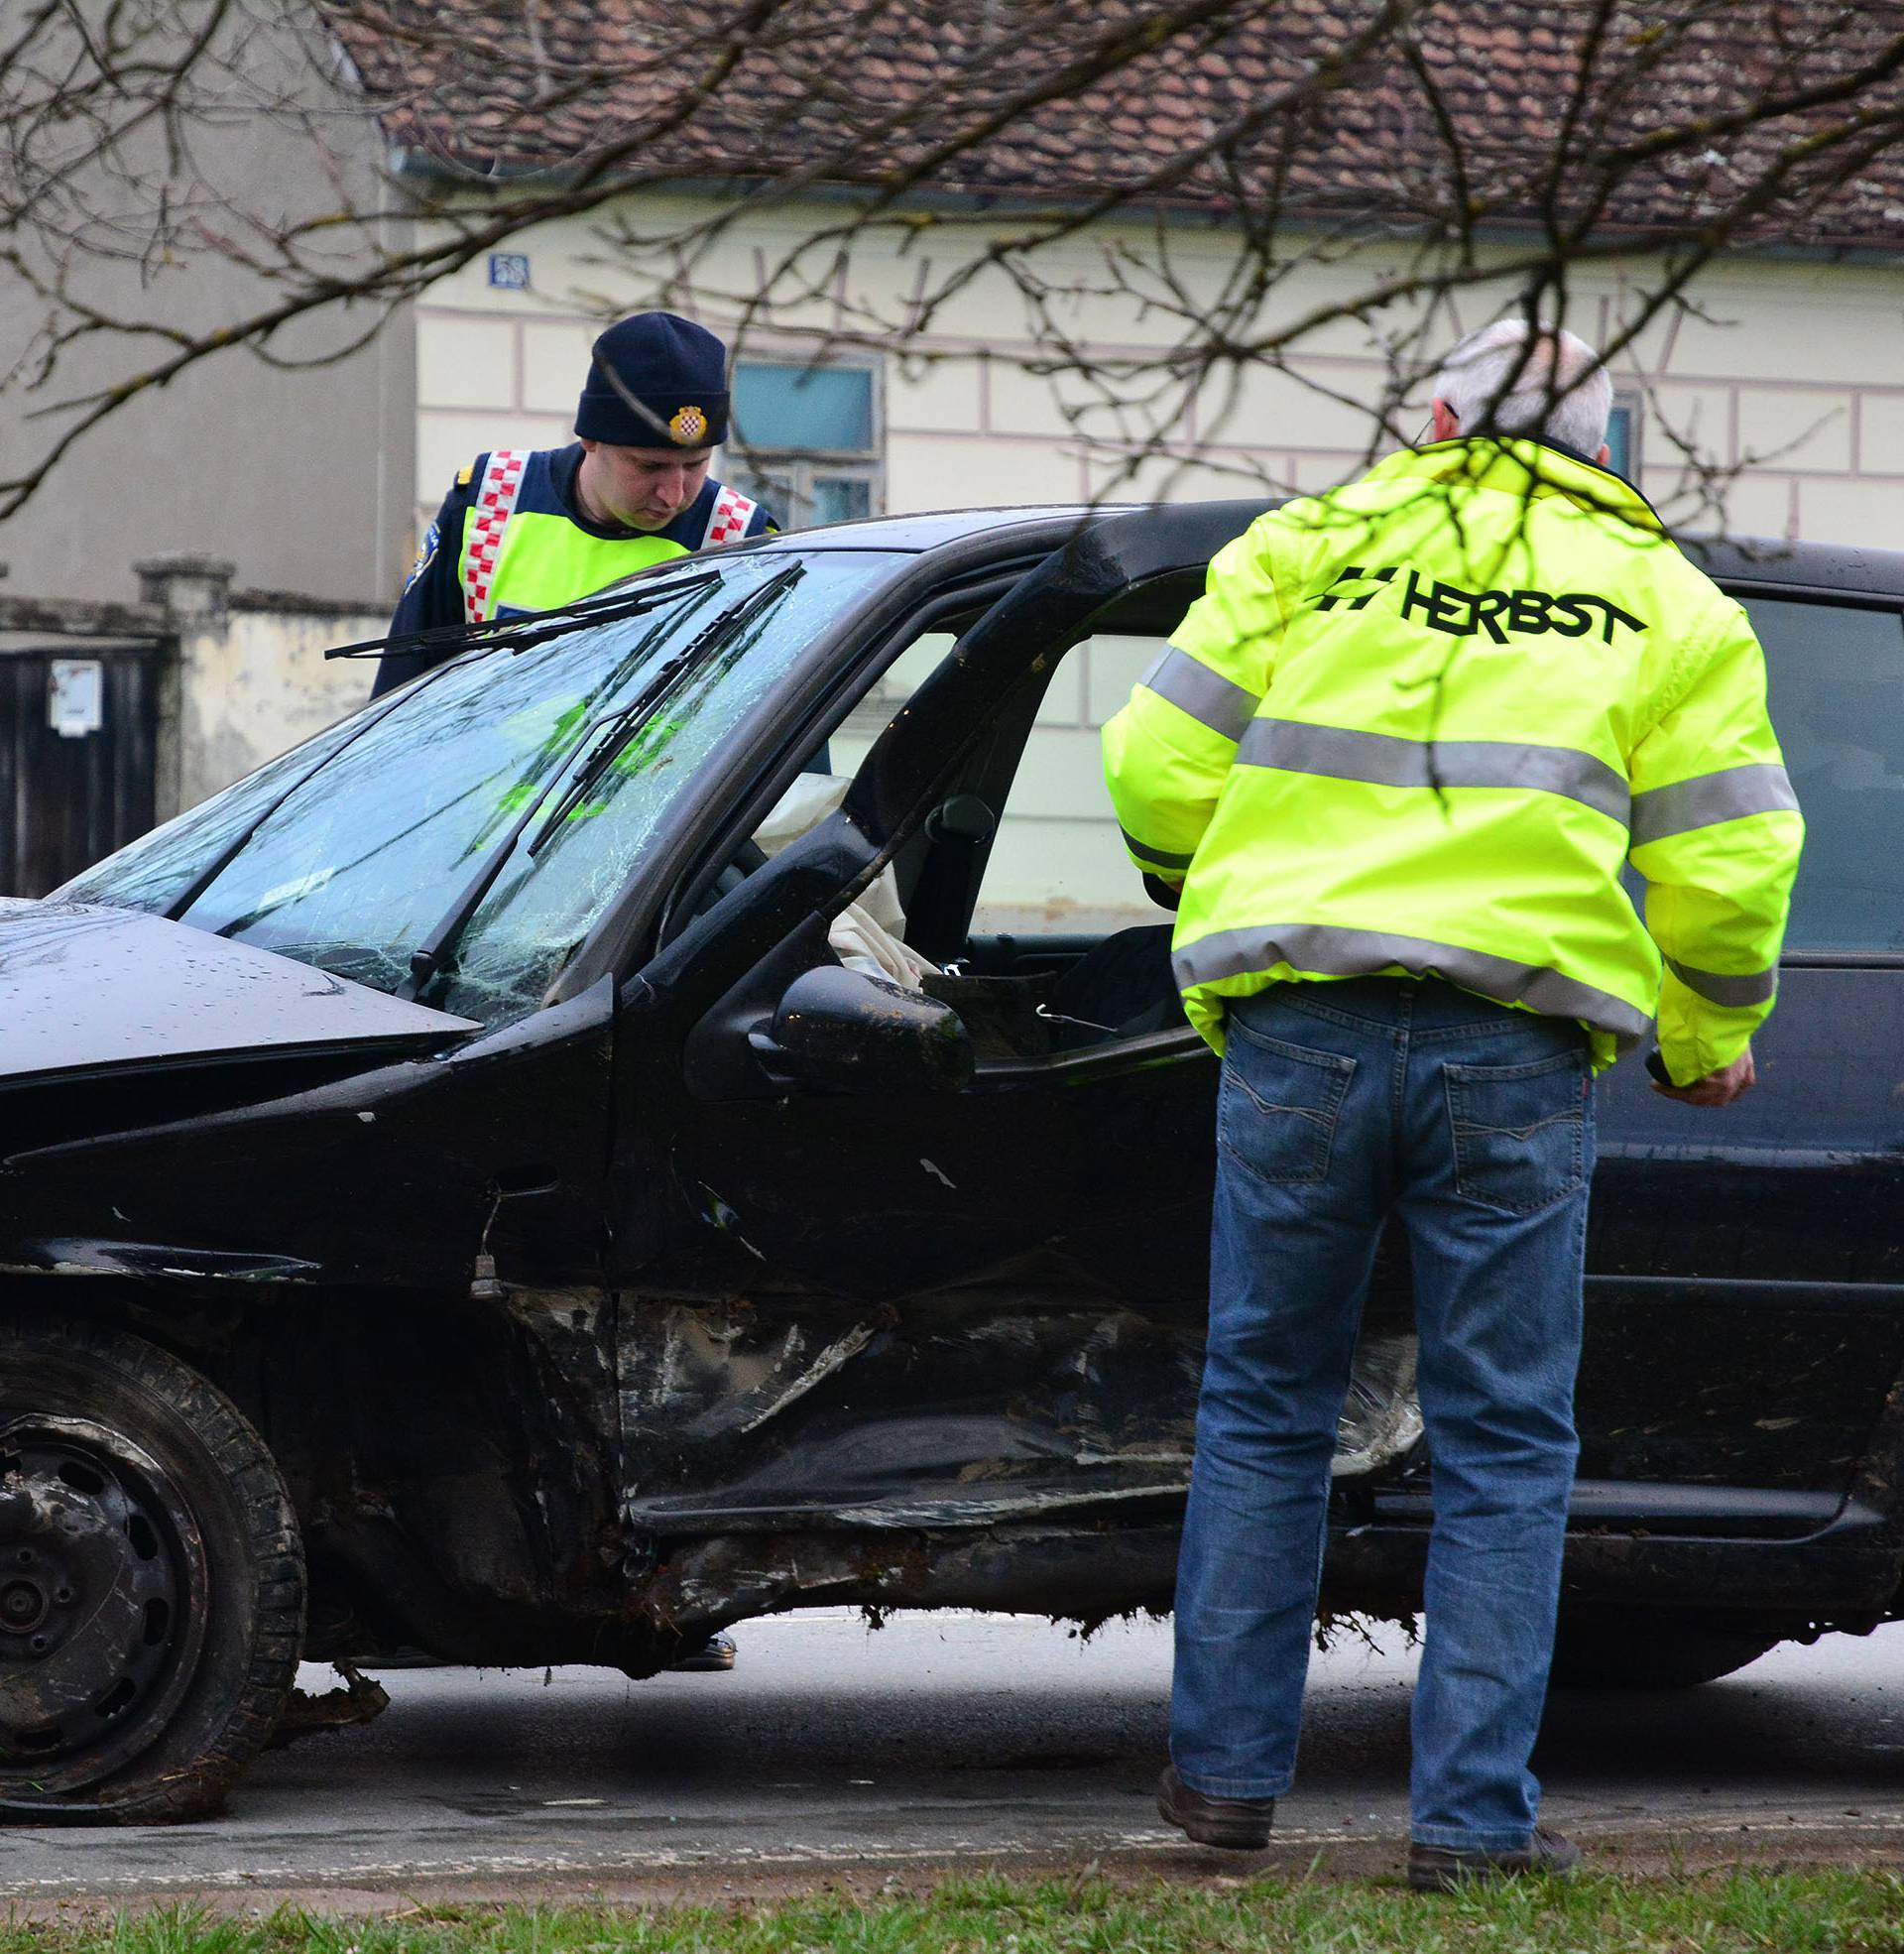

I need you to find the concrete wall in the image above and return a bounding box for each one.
[0,557,377,895]
[126,555,380,820]
[0,15,415,609]
[171,600,384,817]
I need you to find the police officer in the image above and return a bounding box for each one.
[373,311,774,695]
[1106,320,1802,1887]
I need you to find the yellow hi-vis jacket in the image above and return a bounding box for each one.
[1103,439,1803,1082]
[455,449,762,624]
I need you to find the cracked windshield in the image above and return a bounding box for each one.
[66,551,889,1028]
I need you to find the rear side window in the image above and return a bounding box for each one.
[1746,594,1904,952]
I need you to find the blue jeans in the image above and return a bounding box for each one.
[1170,976,1594,1851]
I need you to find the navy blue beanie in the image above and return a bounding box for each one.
[575,312,731,448]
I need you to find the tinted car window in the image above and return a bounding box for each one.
[69,551,892,1027]
[1747,594,1904,953]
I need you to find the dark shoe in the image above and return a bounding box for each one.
[666,1632,737,1673]
[1408,1827,1581,1892]
[1156,1765,1274,1849]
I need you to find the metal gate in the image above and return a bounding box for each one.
[1,637,164,898]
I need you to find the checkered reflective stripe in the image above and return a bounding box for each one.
[701,485,758,549]
[463,449,529,623]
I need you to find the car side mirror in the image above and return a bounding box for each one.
[750,965,974,1094]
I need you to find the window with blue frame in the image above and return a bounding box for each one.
[728,359,883,532]
[1606,395,1639,480]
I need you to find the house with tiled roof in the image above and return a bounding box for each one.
[333,0,1904,555]
[10,1,1904,607]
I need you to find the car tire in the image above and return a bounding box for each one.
[1549,1606,1778,1690]
[0,1315,305,1822]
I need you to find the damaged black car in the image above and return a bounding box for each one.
[5,504,1904,1820]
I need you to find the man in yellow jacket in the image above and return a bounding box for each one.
[1106,320,1801,1888]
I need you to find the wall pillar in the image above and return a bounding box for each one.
[134,553,236,623]
[134,553,236,821]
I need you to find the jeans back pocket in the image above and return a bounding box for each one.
[1443,1048,1588,1214]
[1219,1021,1356,1186]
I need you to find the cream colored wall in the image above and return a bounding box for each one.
[410,199,1904,928]
[412,199,1904,542]
[173,604,384,815]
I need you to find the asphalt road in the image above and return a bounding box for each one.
[8,1609,1904,1903]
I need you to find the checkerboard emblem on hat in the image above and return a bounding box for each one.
[668,405,708,445]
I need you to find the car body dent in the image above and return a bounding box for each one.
[1,979,616,1294]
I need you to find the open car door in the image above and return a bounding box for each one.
[612,506,1275,1538]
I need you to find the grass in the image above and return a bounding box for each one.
[9,1869,1904,1954]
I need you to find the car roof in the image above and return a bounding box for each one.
[759,503,1904,600]
[1685,534,1904,599]
[753,505,1114,553]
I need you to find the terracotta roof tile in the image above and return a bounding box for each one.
[327,1,1904,250]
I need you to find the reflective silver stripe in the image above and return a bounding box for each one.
[1663,957,1778,1008]
[1120,826,1194,872]
[1137,647,1258,745]
[1236,720,1631,827]
[1629,764,1799,846]
[1173,922,1654,1049]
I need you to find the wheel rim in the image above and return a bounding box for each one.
[0,1414,208,1793]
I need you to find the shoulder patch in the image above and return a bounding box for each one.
[456,462,474,487]
[402,520,440,595]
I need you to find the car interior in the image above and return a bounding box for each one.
[757,573,1209,1071]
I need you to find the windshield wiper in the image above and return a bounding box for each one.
[523,561,807,858]
[321,571,725,667]
[395,561,807,1002]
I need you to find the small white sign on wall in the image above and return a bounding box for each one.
[48,659,104,739]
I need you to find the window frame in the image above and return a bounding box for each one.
[727,349,886,531]
[1608,389,1642,479]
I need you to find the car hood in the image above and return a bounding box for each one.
[0,899,480,1087]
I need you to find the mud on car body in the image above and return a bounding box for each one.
[4,506,1904,1818]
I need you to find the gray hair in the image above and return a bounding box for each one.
[1434,319,1612,457]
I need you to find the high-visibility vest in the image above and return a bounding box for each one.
[458,449,760,622]
[1103,437,1803,1082]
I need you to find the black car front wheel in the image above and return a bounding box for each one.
[0,1317,304,1821]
